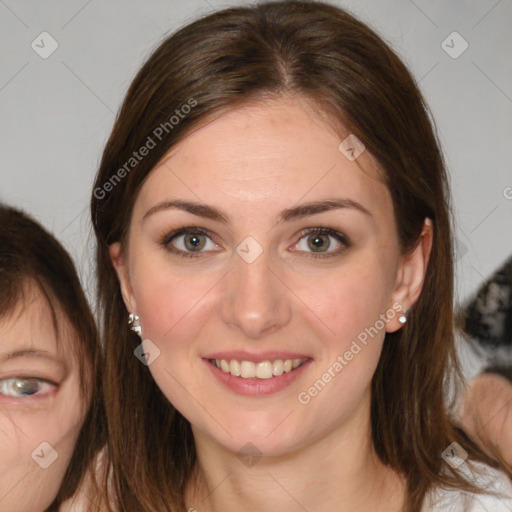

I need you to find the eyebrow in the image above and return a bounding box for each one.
[142,198,372,224]
[1,349,61,364]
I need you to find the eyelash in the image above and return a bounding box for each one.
[0,377,57,399]
[159,225,351,260]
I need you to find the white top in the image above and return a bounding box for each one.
[422,462,512,511]
[60,450,511,512]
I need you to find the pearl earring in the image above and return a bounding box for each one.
[398,311,408,324]
[128,313,142,336]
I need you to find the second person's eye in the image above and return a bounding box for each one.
[0,377,56,398]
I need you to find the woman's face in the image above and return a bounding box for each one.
[0,285,86,511]
[112,96,429,457]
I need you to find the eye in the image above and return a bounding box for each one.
[160,226,350,259]
[293,227,350,258]
[0,377,56,398]
[160,227,220,258]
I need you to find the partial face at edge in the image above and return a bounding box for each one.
[0,284,87,511]
[111,96,431,457]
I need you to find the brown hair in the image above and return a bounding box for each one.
[0,204,106,511]
[90,1,511,511]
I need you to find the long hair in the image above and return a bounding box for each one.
[0,204,106,511]
[90,2,511,510]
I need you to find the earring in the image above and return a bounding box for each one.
[398,311,408,324]
[128,313,142,336]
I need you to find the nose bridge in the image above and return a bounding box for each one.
[220,238,291,338]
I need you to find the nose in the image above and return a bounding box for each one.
[220,247,292,339]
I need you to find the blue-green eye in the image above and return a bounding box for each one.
[0,377,55,398]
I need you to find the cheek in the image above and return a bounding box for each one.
[131,256,217,342]
[2,397,85,460]
[292,269,389,439]
[0,405,83,512]
[291,256,393,401]
[0,417,27,466]
[295,257,393,339]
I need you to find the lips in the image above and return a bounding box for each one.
[204,354,312,396]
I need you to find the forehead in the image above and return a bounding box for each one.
[135,96,392,224]
[0,283,74,362]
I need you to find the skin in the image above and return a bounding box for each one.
[111,95,433,512]
[457,373,512,466]
[0,284,86,512]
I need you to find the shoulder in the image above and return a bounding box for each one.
[59,446,112,512]
[468,462,512,511]
[423,462,512,511]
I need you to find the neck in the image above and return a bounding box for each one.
[185,390,405,512]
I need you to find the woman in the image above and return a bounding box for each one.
[90,1,512,510]
[0,205,105,511]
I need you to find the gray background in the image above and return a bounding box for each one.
[1,0,511,307]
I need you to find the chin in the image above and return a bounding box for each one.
[196,412,308,459]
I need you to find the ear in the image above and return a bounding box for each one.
[109,242,137,314]
[386,218,433,333]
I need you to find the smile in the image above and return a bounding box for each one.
[209,358,308,379]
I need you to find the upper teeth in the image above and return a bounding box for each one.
[212,358,307,379]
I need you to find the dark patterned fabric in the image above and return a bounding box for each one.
[461,256,512,382]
